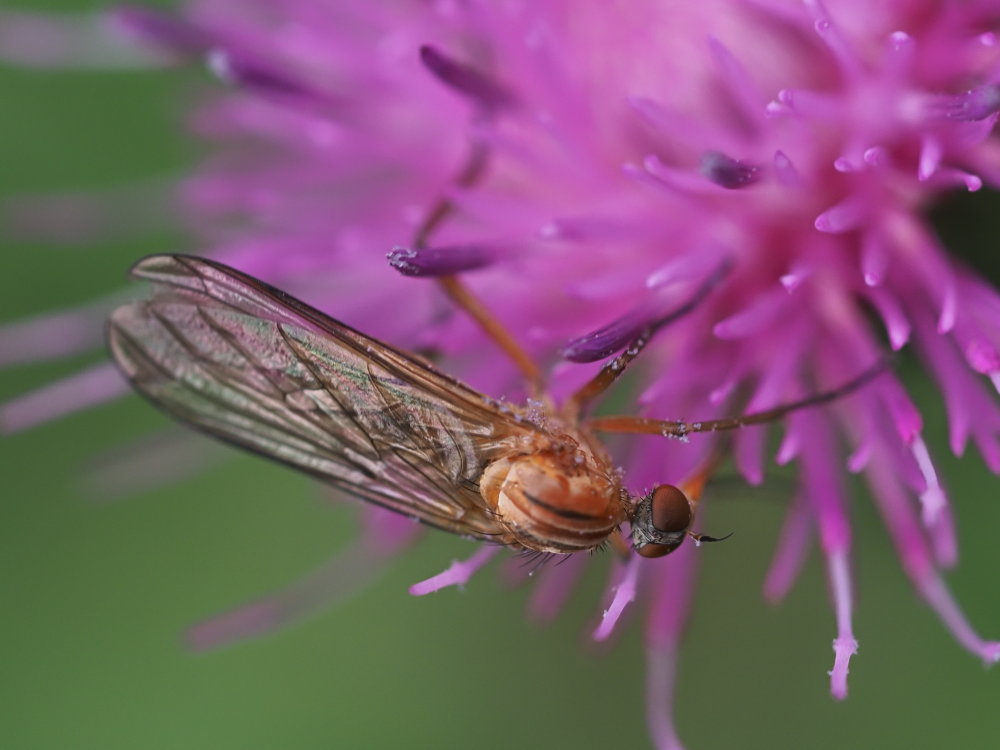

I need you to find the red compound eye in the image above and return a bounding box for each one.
[634,485,692,558]
[636,539,684,558]
[649,485,691,533]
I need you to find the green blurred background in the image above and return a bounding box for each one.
[2,2,1000,748]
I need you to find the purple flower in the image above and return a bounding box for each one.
[4,2,1000,748]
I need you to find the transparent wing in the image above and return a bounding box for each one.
[108,254,545,542]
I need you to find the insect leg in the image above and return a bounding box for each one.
[564,259,732,417]
[587,358,887,437]
[678,443,727,503]
[412,141,491,248]
[608,529,632,560]
[678,443,733,546]
[413,143,543,393]
[436,275,542,390]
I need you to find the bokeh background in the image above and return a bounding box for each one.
[3,2,1000,748]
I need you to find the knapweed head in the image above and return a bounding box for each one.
[3,1,1000,749]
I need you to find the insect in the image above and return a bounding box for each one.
[108,254,882,558]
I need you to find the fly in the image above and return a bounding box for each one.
[108,254,884,557]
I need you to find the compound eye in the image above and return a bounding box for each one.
[635,538,684,559]
[649,485,692,533]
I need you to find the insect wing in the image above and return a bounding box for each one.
[108,254,541,541]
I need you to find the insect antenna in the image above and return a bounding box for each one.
[687,530,734,545]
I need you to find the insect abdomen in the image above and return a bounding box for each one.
[479,453,625,553]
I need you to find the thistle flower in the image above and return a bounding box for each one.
[3,2,1000,748]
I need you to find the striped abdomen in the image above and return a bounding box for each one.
[479,449,627,553]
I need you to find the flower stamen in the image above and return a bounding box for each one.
[419,45,514,111]
[387,243,506,277]
[699,151,761,189]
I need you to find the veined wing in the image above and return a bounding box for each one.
[108,254,546,541]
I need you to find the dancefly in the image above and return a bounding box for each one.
[108,255,881,558]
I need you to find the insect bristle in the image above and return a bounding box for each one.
[516,549,560,571]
